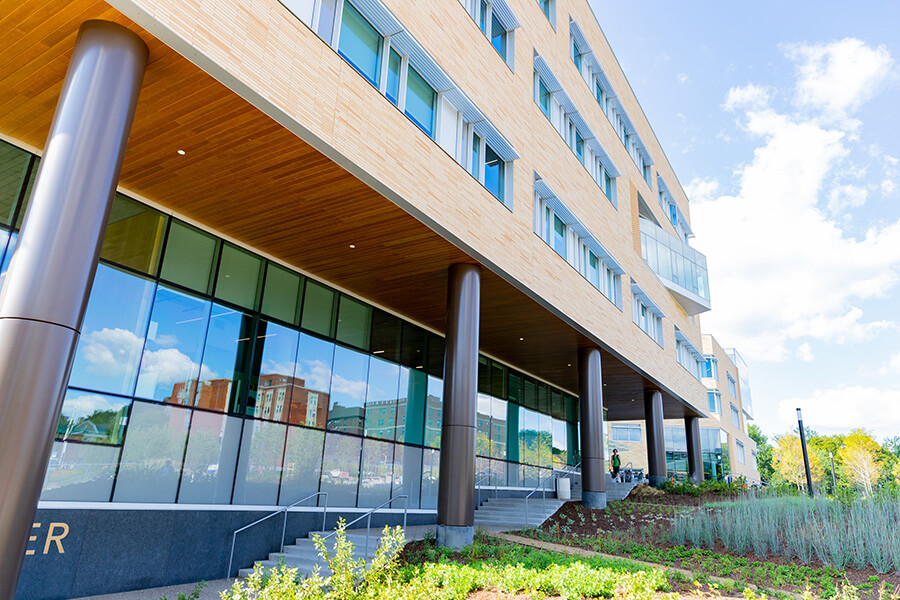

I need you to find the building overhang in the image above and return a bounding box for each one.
[663,279,712,316]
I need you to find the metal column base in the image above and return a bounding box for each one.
[649,475,667,488]
[436,525,474,550]
[581,491,607,510]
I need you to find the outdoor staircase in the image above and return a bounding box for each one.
[474,497,565,530]
[567,471,641,503]
[237,527,422,580]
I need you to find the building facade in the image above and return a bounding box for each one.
[0,0,745,597]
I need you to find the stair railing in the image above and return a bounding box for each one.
[318,494,408,559]
[524,461,580,527]
[226,491,328,580]
[474,471,496,507]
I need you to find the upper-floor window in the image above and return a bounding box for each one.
[338,2,382,86]
[611,424,641,442]
[731,404,741,429]
[405,66,436,137]
[727,374,737,397]
[385,49,402,104]
[703,356,718,380]
[467,0,517,67]
[553,215,567,258]
[632,283,664,346]
[736,440,746,464]
[537,78,551,118]
[675,330,703,380]
[571,35,582,73]
[483,143,505,202]
[537,0,554,25]
[707,390,721,414]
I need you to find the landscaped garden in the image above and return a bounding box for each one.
[217,484,900,600]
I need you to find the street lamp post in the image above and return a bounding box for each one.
[797,408,814,498]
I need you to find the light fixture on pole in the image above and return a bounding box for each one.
[797,408,814,498]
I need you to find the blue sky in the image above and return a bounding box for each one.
[591,0,900,440]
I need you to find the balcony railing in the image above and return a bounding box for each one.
[639,218,711,315]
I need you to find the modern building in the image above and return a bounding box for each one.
[0,0,741,597]
[609,335,760,484]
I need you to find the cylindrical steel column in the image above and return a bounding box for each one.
[644,390,666,488]
[578,347,606,509]
[685,415,703,484]
[436,263,480,549]
[0,21,147,599]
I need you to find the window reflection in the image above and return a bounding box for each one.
[392,444,421,509]
[41,441,119,502]
[135,286,210,402]
[294,333,334,428]
[253,320,299,422]
[178,411,241,504]
[420,448,440,510]
[320,432,361,507]
[424,375,443,449]
[101,194,166,276]
[327,345,369,436]
[280,426,325,505]
[491,397,507,460]
[56,389,129,445]
[113,401,190,503]
[71,266,156,397]
[398,367,427,445]
[193,305,253,412]
[232,419,286,505]
[477,393,492,458]
[363,356,400,441]
[358,438,394,508]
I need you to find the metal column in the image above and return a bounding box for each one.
[644,390,666,488]
[0,21,147,599]
[436,263,480,549]
[685,415,704,484]
[578,347,606,509]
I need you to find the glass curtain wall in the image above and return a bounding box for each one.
[0,141,579,509]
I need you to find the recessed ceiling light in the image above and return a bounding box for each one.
[349,244,356,249]
[176,149,185,155]
[519,337,524,341]
[567,363,571,367]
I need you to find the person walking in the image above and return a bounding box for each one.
[611,448,621,482]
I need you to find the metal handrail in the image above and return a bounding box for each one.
[318,494,408,559]
[226,491,328,580]
[524,462,581,527]
[475,471,496,506]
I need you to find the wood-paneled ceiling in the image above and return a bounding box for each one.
[0,0,700,419]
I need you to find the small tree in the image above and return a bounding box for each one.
[747,424,774,483]
[773,434,824,491]
[839,429,883,496]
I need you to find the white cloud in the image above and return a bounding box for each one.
[778,386,900,440]
[62,393,122,418]
[677,72,690,84]
[784,38,894,124]
[137,347,216,387]
[684,177,719,205]
[81,328,144,377]
[796,343,814,362]
[723,83,770,112]
[879,352,900,375]
[693,39,900,361]
[330,374,368,401]
[827,184,868,213]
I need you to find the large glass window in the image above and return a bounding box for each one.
[41,441,120,502]
[336,294,371,350]
[113,401,190,503]
[232,419,287,505]
[476,393,492,457]
[70,264,156,396]
[405,66,436,137]
[0,141,30,225]
[338,1,382,85]
[320,432,362,507]
[703,357,718,380]
[101,194,167,276]
[301,280,336,337]
[707,391,721,414]
[483,143,505,201]
[160,221,219,294]
[280,426,325,504]
[424,375,443,448]
[295,333,335,428]
[553,216,566,258]
[364,356,400,440]
[399,367,427,445]
[392,444,421,508]
[327,345,369,435]
[551,417,567,467]
[135,286,211,403]
[196,305,254,413]
[177,411,241,504]
[421,448,440,509]
[215,244,262,310]
[56,389,129,446]
[253,320,300,421]
[260,263,302,325]
[358,438,395,507]
[491,397,507,460]
[731,404,741,429]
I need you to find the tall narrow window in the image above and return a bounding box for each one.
[479,0,489,34]
[385,48,402,105]
[553,216,566,259]
[574,130,584,164]
[595,82,604,105]
[603,170,612,200]
[483,143,505,202]
[405,66,436,137]
[471,133,482,178]
[572,38,582,72]
[490,14,506,60]
[338,2,383,86]
[538,78,551,118]
[537,0,551,21]
[587,252,600,288]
